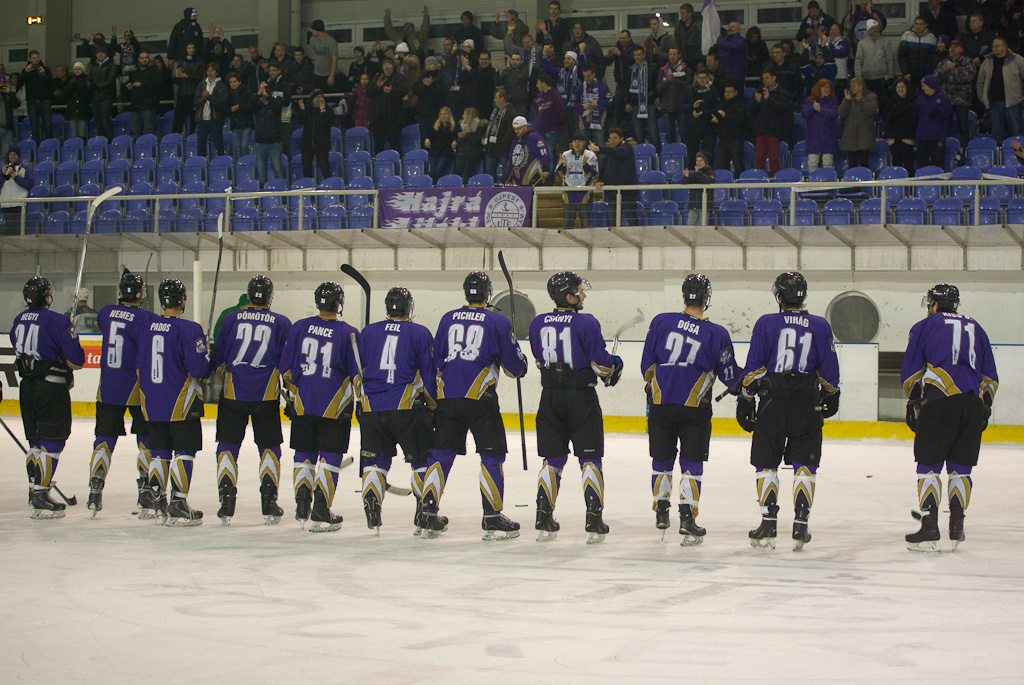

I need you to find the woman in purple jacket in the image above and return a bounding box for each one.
[801,79,840,171]
[914,74,951,170]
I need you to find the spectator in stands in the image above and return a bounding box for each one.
[927,35,950,74]
[153,56,175,115]
[557,131,599,228]
[448,45,474,122]
[414,56,450,145]
[65,63,90,141]
[801,32,837,88]
[977,37,1024,143]
[677,151,715,225]
[960,13,995,69]
[749,67,792,177]
[656,47,692,146]
[838,76,878,169]
[565,22,605,79]
[0,76,19,161]
[22,51,53,143]
[534,73,566,170]
[590,128,638,224]
[802,79,839,171]
[924,0,958,41]
[52,65,71,110]
[644,16,674,70]
[343,73,372,129]
[797,1,836,42]
[425,105,457,181]
[828,23,852,92]
[349,47,377,83]
[505,115,549,186]
[495,10,530,48]
[453,11,483,48]
[194,62,228,158]
[717,22,748,87]
[842,0,886,51]
[712,81,746,173]
[226,71,255,159]
[505,30,543,113]
[855,20,896,105]
[547,48,583,113]
[484,89,516,178]
[297,88,333,180]
[454,106,484,184]
[80,32,111,67]
[368,58,407,153]
[704,48,734,98]
[675,4,704,70]
[914,74,951,168]
[264,61,293,156]
[253,77,285,185]
[575,64,612,146]
[168,8,204,63]
[245,46,266,93]
[172,43,203,135]
[767,43,804,106]
[628,46,660,151]
[125,51,161,139]
[472,51,499,121]
[503,52,530,116]
[682,66,719,166]
[384,6,430,49]
[884,79,917,172]
[112,25,141,76]
[89,45,117,141]
[607,30,638,128]
[537,1,571,63]
[291,47,315,127]
[899,16,938,87]
[746,27,771,79]
[205,26,235,76]
[968,0,1000,29]
[10,74,26,122]
[935,39,976,148]
[308,20,340,92]
[0,148,32,228]
[269,43,297,83]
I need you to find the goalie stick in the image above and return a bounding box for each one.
[497,251,529,471]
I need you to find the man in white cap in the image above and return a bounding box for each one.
[854,18,896,100]
[505,116,550,186]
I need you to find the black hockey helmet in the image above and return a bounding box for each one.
[385,287,414,318]
[118,268,145,304]
[924,283,959,312]
[547,271,590,309]
[247,275,274,307]
[23,276,53,309]
[463,271,492,304]
[772,271,807,308]
[681,273,712,308]
[158,279,187,309]
[314,281,345,314]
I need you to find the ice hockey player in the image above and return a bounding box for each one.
[10,276,85,519]
[212,275,292,525]
[279,282,359,533]
[135,280,211,525]
[737,272,840,551]
[356,287,436,536]
[901,284,998,552]
[422,272,528,540]
[87,269,157,517]
[641,273,740,545]
[528,272,623,543]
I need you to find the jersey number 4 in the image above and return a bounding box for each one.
[775,328,812,373]
[445,324,484,362]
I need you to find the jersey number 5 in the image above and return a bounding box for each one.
[107,321,126,369]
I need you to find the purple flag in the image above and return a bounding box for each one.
[378,187,534,228]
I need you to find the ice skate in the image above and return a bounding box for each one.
[906,508,941,553]
[363,489,382,536]
[87,477,104,518]
[166,496,203,527]
[655,500,671,539]
[419,500,448,540]
[793,506,812,552]
[482,512,520,541]
[216,479,237,526]
[535,490,559,542]
[584,478,608,544]
[413,498,423,537]
[309,490,343,533]
[136,478,156,519]
[151,486,169,524]
[949,502,965,552]
[260,477,284,525]
[585,510,609,544]
[749,504,778,550]
[295,484,312,529]
[678,504,706,546]
[29,486,66,520]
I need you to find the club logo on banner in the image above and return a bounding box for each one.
[379,188,533,228]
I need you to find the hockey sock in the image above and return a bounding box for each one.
[651,457,674,506]
[149,452,171,490]
[169,454,195,497]
[479,453,506,512]
[362,464,387,505]
[792,463,817,517]
[679,459,704,516]
[424,449,457,507]
[293,452,317,496]
[916,463,942,511]
[755,469,780,514]
[538,456,566,509]
[410,461,427,501]
[315,452,345,506]
[26,446,41,485]
[947,462,973,512]
[90,436,117,481]
[258,445,282,487]
[581,459,605,512]
[34,450,60,488]
[216,443,240,488]
[136,436,152,481]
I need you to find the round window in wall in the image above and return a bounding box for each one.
[826,291,880,343]
[492,290,536,339]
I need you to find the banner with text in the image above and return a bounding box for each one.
[378,187,533,228]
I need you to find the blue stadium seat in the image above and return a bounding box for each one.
[60,137,84,164]
[951,165,982,201]
[738,169,768,203]
[261,179,287,210]
[914,166,945,202]
[407,174,432,189]
[85,136,108,163]
[713,169,733,207]
[659,142,687,176]
[49,184,75,214]
[128,183,152,213]
[971,197,1001,225]
[792,198,818,225]
[180,181,206,214]
[772,168,803,204]
[37,138,60,165]
[1006,197,1024,222]
[344,126,371,155]
[123,209,150,233]
[113,112,131,137]
[134,133,158,161]
[403,149,429,182]
[791,140,808,175]
[159,133,183,161]
[233,180,260,211]
[894,197,928,224]
[436,174,463,188]
[348,205,375,229]
[328,151,343,178]
[330,127,343,153]
[344,150,371,182]
[400,124,421,155]
[822,198,855,224]
[156,157,181,186]
[230,207,260,232]
[34,161,55,188]
[858,197,884,223]
[79,160,104,187]
[647,200,680,225]
[750,199,783,225]
[318,204,348,230]
[209,156,234,185]
[110,135,133,162]
[288,153,305,184]
[638,171,668,210]
[175,208,204,233]
[289,178,316,211]
[879,166,909,202]
[986,165,1017,200]
[378,175,403,190]
[235,154,257,184]
[633,143,657,175]
[183,133,199,159]
[999,136,1024,168]
[182,157,208,186]
[18,139,37,163]
[840,167,873,199]
[104,159,130,188]
[69,210,88,234]
[717,199,748,225]
[966,136,997,171]
[467,174,493,187]
[590,201,610,227]
[316,177,345,210]
[93,209,122,234]
[45,210,70,234]
[931,197,964,224]
[373,150,401,184]
[130,157,156,186]
[154,182,180,214]
[743,140,756,172]
[869,139,890,176]
[346,176,374,209]
[290,205,318,231]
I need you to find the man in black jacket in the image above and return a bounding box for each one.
[89,46,117,140]
[298,89,333,180]
[712,81,747,173]
[413,57,450,146]
[607,30,638,128]
[748,68,792,176]
[125,52,161,139]
[589,128,638,225]
[253,78,285,185]
[168,8,205,64]
[0,77,20,160]
[22,51,53,143]
[675,4,704,69]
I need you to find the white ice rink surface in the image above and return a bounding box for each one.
[2,418,1023,684]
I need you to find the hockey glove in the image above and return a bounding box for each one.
[981,394,993,432]
[905,400,920,432]
[283,386,297,420]
[603,355,624,387]
[736,395,757,432]
[820,389,840,419]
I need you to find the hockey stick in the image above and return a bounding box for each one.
[72,187,123,314]
[206,213,225,337]
[340,264,371,328]
[0,416,77,505]
[349,332,412,496]
[611,307,644,355]
[497,250,529,471]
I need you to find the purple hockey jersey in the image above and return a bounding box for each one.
[97,304,157,405]
[10,308,85,370]
[901,312,998,402]
[213,307,292,402]
[138,316,211,422]
[741,311,840,393]
[642,313,741,406]
[434,306,527,400]
[528,308,616,378]
[279,316,359,419]
[358,320,435,411]
[506,130,550,186]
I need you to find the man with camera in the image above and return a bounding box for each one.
[1,148,34,231]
